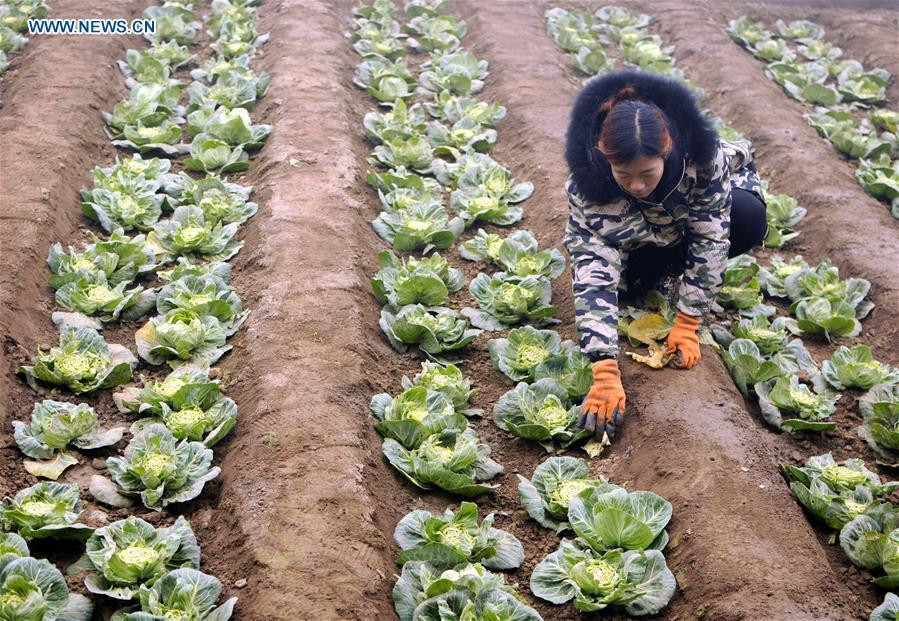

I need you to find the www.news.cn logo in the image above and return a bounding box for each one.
[27,18,156,35]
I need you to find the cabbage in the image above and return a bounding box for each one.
[517,456,611,532]
[17,324,136,395]
[393,502,523,570]
[0,482,93,540]
[531,538,675,615]
[13,400,124,460]
[80,516,199,600]
[96,424,221,511]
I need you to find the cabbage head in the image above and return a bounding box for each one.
[0,482,93,541]
[80,516,200,600]
[393,502,523,570]
[517,456,612,532]
[530,538,676,615]
[17,325,136,395]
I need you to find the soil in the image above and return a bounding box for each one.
[0,1,897,620]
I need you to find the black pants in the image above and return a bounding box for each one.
[626,188,767,290]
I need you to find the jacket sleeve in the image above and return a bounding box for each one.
[563,181,625,361]
[677,142,732,317]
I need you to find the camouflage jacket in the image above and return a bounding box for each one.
[562,70,763,361]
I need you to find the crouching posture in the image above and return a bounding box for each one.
[564,69,768,438]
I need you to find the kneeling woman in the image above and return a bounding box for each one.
[565,69,768,438]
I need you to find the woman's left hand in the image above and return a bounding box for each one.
[665,312,702,369]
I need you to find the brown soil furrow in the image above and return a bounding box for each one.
[453,1,872,619]
[210,1,419,618]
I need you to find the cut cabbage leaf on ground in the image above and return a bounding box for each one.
[394,502,524,570]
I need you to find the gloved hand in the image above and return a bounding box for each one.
[665,311,702,369]
[578,359,626,439]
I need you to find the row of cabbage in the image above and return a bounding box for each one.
[389,456,676,618]
[781,453,899,619]
[2,1,270,619]
[728,17,899,219]
[611,13,899,615]
[352,1,677,617]
[542,5,899,616]
[0,0,48,76]
[541,5,895,437]
[544,6,807,250]
[717,17,899,619]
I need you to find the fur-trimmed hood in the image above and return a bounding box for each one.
[565,69,719,204]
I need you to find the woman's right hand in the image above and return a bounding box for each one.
[578,359,626,439]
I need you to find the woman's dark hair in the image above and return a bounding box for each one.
[596,85,673,164]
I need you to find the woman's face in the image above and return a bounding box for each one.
[609,155,665,200]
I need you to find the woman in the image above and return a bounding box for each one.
[564,69,768,439]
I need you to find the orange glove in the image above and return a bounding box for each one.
[578,359,626,438]
[666,312,702,369]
